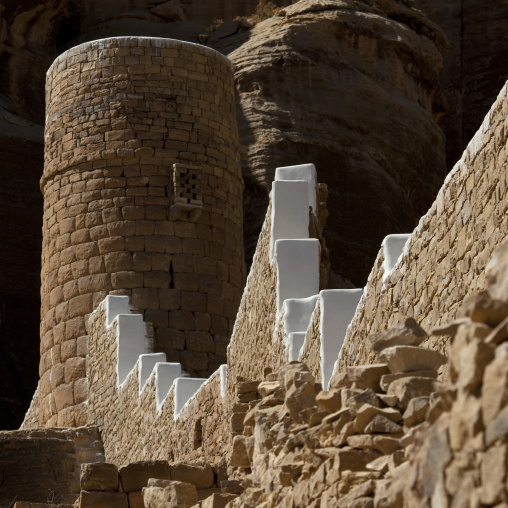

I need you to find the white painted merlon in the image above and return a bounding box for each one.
[319,289,364,390]
[106,295,132,327]
[270,180,310,260]
[275,163,317,212]
[275,239,320,312]
[174,378,206,419]
[155,362,182,409]
[283,295,319,335]
[139,353,166,392]
[220,364,227,400]
[382,234,411,281]
[117,314,149,386]
[288,332,306,362]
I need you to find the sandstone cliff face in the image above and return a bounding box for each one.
[0,0,64,430]
[219,0,448,285]
[415,0,508,169]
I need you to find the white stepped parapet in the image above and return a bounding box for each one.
[270,180,310,260]
[139,353,166,392]
[275,163,317,212]
[319,289,364,390]
[220,364,227,400]
[382,234,411,281]
[289,332,306,362]
[117,314,150,386]
[106,295,132,326]
[155,362,182,410]
[283,295,319,335]
[275,239,320,312]
[174,378,206,419]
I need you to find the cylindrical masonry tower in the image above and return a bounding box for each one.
[39,37,244,427]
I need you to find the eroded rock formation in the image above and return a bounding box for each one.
[414,0,508,169]
[219,0,448,285]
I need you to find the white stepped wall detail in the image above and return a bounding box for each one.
[99,295,211,420]
[318,289,364,389]
[270,180,310,260]
[382,234,411,282]
[86,161,412,465]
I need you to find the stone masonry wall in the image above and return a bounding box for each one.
[335,81,508,375]
[36,37,244,428]
[299,301,322,382]
[0,426,104,505]
[225,201,277,395]
[86,298,228,466]
[226,180,329,397]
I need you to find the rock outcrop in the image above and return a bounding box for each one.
[219,0,448,284]
[415,0,508,169]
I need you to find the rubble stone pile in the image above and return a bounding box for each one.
[220,245,508,507]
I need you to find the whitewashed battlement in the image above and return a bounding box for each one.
[83,162,411,464]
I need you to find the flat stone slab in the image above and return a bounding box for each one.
[378,345,447,374]
[369,318,427,352]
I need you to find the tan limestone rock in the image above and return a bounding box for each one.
[461,291,508,327]
[364,415,403,435]
[119,461,171,493]
[230,435,251,468]
[387,377,443,411]
[80,462,118,491]
[369,319,428,353]
[403,397,430,428]
[316,389,342,413]
[127,491,144,508]
[170,461,214,490]
[449,393,483,451]
[482,346,508,426]
[257,381,280,397]
[336,448,382,473]
[201,493,238,508]
[480,444,508,505]
[486,405,508,447]
[354,404,402,433]
[455,338,494,392]
[142,482,197,508]
[486,243,508,304]
[220,480,243,495]
[486,316,508,345]
[378,346,447,374]
[80,491,128,508]
[430,318,471,337]
[379,370,437,393]
[346,364,390,392]
[346,389,381,412]
[377,394,398,407]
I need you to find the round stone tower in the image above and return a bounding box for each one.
[38,37,244,427]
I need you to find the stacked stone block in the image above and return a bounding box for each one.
[38,37,244,427]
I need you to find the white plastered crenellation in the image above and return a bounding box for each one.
[270,180,310,260]
[275,163,317,212]
[382,234,411,282]
[318,289,364,390]
[275,239,320,312]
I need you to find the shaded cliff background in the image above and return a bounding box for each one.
[1,0,508,429]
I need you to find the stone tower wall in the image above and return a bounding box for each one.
[38,37,244,427]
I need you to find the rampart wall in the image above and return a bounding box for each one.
[333,81,508,377]
[52,75,508,466]
[85,297,229,466]
[82,164,330,465]
[33,37,244,429]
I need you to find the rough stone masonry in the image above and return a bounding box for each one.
[29,37,245,428]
